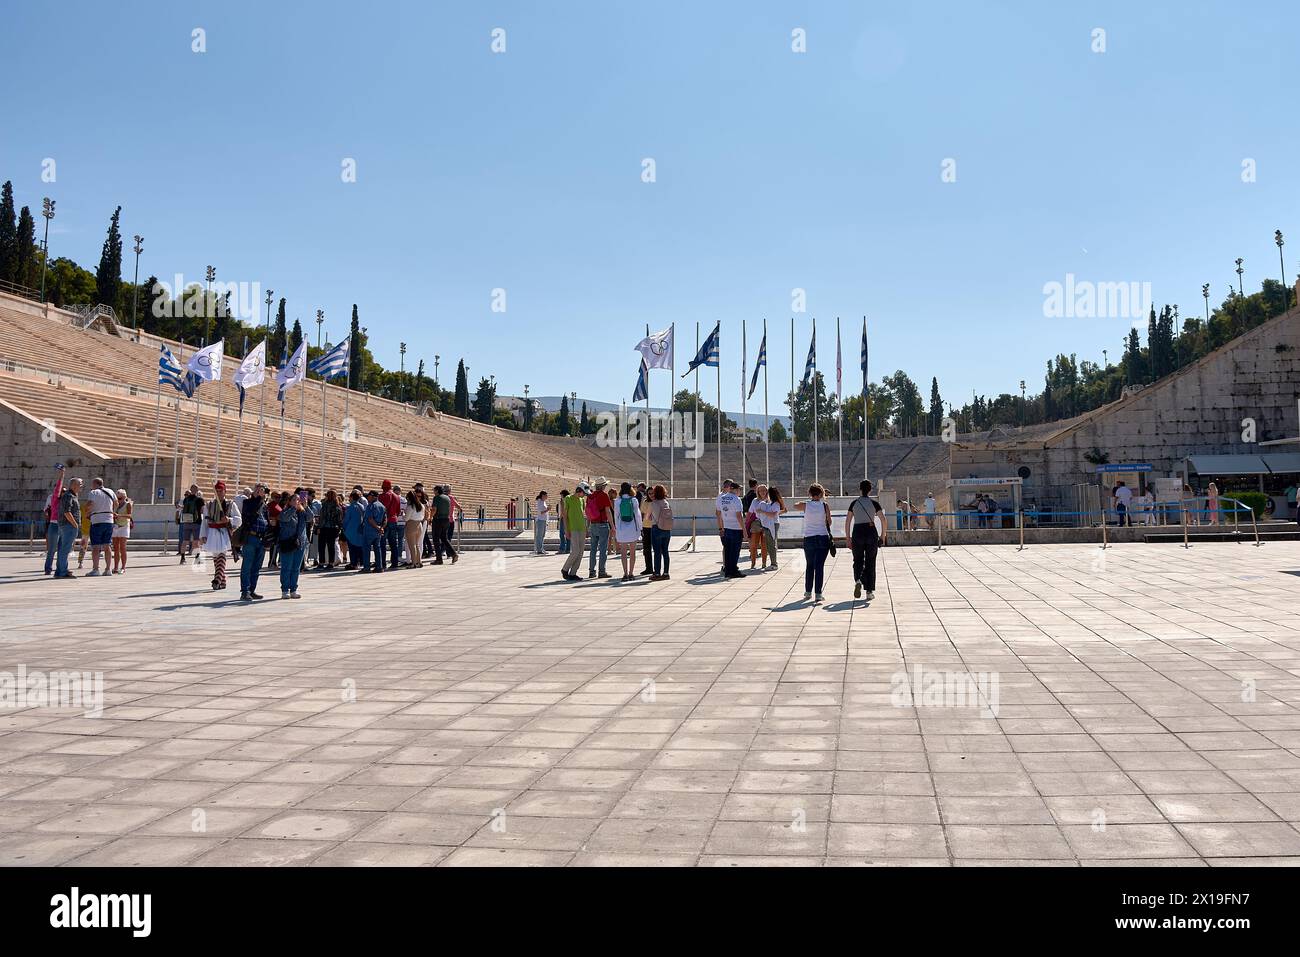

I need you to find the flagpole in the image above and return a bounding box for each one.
[171,339,183,503]
[257,316,270,484]
[743,319,754,486]
[278,389,286,490]
[716,322,722,489]
[693,322,699,500]
[192,339,203,485]
[790,316,795,493]
[762,318,770,485]
[863,316,869,484]
[235,336,246,486]
[299,364,307,486]
[320,371,328,490]
[644,324,651,487]
[342,358,351,484]
[812,318,819,488]
[837,316,844,497]
[214,347,224,481]
[151,345,162,502]
[669,322,675,495]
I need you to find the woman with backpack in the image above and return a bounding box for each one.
[613,481,641,580]
[317,489,343,570]
[276,494,309,598]
[648,485,674,580]
[845,479,886,601]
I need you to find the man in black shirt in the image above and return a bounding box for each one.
[844,479,886,601]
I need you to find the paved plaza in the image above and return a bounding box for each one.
[1,540,1299,867]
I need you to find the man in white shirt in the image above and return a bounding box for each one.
[715,479,745,578]
[1113,481,1133,526]
[85,476,117,577]
[922,493,937,530]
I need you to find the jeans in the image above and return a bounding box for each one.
[721,528,743,575]
[386,522,404,566]
[534,519,547,554]
[803,535,830,594]
[558,519,567,553]
[1116,503,1129,526]
[241,538,265,594]
[364,536,384,572]
[279,547,303,593]
[44,521,59,573]
[851,527,879,591]
[588,523,610,574]
[651,526,671,576]
[346,536,363,569]
[55,522,77,577]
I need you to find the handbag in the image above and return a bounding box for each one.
[825,502,837,556]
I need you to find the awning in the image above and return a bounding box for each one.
[1262,453,1300,474]
[1187,454,1270,475]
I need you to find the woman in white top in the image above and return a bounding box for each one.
[613,482,641,579]
[748,485,783,570]
[405,488,427,568]
[111,489,132,575]
[533,491,550,555]
[793,483,833,602]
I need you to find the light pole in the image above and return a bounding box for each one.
[203,265,215,345]
[399,343,407,403]
[1019,379,1026,428]
[131,235,144,335]
[523,383,530,430]
[1277,231,1288,311]
[1202,283,1211,327]
[1102,348,1108,368]
[39,198,55,303]
[316,310,324,349]
[360,327,368,391]
[1235,258,1245,335]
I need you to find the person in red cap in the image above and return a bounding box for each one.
[200,481,234,591]
[379,480,404,568]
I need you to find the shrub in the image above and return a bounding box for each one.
[1225,490,1269,518]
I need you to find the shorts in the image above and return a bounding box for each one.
[181,522,199,542]
[89,523,114,547]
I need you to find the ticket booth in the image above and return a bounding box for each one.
[946,476,1023,529]
[1095,463,1152,525]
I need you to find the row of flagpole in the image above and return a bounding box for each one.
[150,329,351,501]
[633,317,870,496]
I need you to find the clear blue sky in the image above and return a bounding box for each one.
[3,1,1296,417]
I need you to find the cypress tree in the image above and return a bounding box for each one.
[15,206,36,290]
[557,394,570,435]
[273,298,288,359]
[95,206,124,311]
[290,318,303,354]
[348,305,362,388]
[454,360,470,417]
[0,182,16,285]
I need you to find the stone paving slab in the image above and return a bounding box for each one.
[1,540,1299,867]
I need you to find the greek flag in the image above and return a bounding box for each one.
[308,336,350,380]
[747,331,766,400]
[682,321,720,375]
[632,360,648,404]
[159,344,199,397]
[802,327,816,386]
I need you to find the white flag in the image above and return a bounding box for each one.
[635,326,673,370]
[186,340,224,382]
[276,341,307,398]
[233,341,266,390]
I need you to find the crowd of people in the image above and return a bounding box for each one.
[39,466,464,600]
[532,475,886,603]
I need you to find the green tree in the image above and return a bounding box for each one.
[0,181,16,285]
[672,389,738,442]
[94,205,123,311]
[882,370,923,436]
[15,206,36,290]
[454,360,470,417]
[472,376,496,423]
[290,318,303,354]
[348,305,362,387]
[785,372,838,441]
[271,298,288,360]
[928,377,943,433]
[768,419,788,443]
[556,394,571,436]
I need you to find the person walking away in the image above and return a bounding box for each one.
[201,481,234,591]
[533,491,550,555]
[111,488,132,574]
[846,479,885,600]
[1113,480,1132,527]
[715,479,745,579]
[85,477,116,577]
[238,483,270,600]
[179,484,204,564]
[42,464,64,576]
[649,484,673,580]
[923,492,937,530]
[318,488,342,569]
[794,483,833,602]
[561,484,589,580]
[380,480,403,568]
[585,478,613,579]
[614,482,641,580]
[54,477,82,579]
[277,493,308,598]
[343,489,366,569]
[430,485,458,565]
[751,485,781,570]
